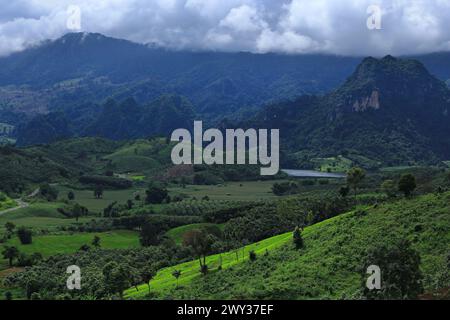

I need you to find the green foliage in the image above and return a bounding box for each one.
[145,185,168,204]
[17,227,32,245]
[5,244,188,299]
[182,229,215,271]
[2,246,19,266]
[381,179,397,198]
[272,181,298,196]
[139,223,161,247]
[92,235,101,248]
[292,226,304,249]
[39,184,59,201]
[398,174,417,197]
[363,239,423,299]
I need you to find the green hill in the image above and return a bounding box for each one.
[125,192,450,299]
[103,138,172,173]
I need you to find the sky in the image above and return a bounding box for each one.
[1,0,450,57]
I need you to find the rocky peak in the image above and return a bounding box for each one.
[331,55,450,113]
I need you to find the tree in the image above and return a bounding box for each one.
[339,186,350,198]
[17,227,32,245]
[94,185,104,199]
[381,179,397,198]
[71,203,88,222]
[141,268,156,292]
[172,269,181,288]
[102,262,131,299]
[5,222,15,235]
[39,183,58,201]
[2,246,19,266]
[145,185,168,204]
[182,229,214,274]
[293,226,304,249]
[398,174,416,197]
[92,235,101,248]
[249,250,257,261]
[67,191,75,201]
[126,199,134,210]
[139,223,160,246]
[347,167,366,197]
[363,239,423,299]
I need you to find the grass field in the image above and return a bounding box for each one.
[169,180,282,201]
[166,223,224,245]
[5,230,140,257]
[56,186,145,213]
[0,202,92,232]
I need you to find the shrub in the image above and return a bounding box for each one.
[17,227,32,245]
[293,226,304,249]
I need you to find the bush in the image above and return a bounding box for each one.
[145,185,168,204]
[39,184,58,201]
[17,227,32,245]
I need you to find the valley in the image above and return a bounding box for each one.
[0,33,448,302]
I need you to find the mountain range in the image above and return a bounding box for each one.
[1,32,450,168]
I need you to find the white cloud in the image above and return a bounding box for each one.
[0,0,450,56]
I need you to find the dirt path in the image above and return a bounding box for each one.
[0,188,39,216]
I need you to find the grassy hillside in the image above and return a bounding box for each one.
[166,223,223,245]
[125,192,450,299]
[103,138,172,174]
[4,230,139,257]
[0,202,91,232]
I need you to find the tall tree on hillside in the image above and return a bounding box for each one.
[183,229,214,274]
[398,174,417,197]
[172,269,182,288]
[2,246,19,266]
[293,226,304,249]
[347,167,366,197]
[141,268,156,292]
